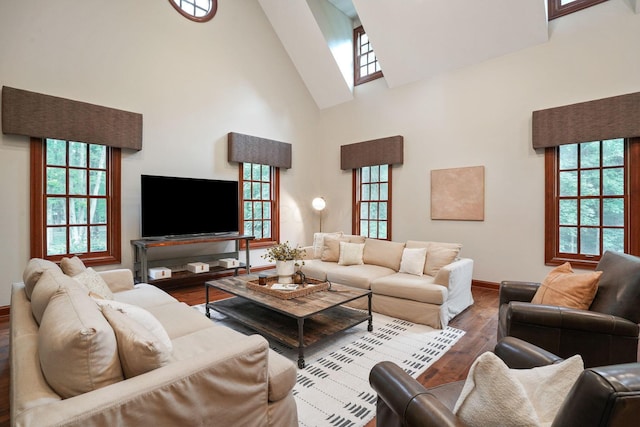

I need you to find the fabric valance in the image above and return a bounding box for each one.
[227,132,292,169]
[340,135,404,170]
[532,92,640,149]
[1,86,143,150]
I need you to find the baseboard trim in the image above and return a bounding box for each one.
[472,279,500,290]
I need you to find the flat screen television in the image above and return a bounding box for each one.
[141,174,239,238]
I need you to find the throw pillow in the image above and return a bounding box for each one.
[531,262,602,310]
[93,298,173,352]
[338,242,365,266]
[101,305,172,378]
[31,269,84,325]
[362,238,406,271]
[60,255,87,276]
[22,258,62,300]
[73,267,114,300]
[453,351,583,427]
[312,231,343,259]
[399,247,428,276]
[38,283,123,398]
[321,235,349,262]
[425,243,461,276]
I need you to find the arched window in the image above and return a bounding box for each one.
[169,0,217,22]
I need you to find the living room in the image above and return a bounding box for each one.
[1,0,640,425]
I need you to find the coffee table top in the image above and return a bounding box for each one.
[206,275,371,318]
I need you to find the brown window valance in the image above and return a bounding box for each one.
[227,132,292,169]
[1,86,143,150]
[532,92,640,149]
[340,135,404,170]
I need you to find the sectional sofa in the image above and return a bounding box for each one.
[301,232,474,329]
[10,257,298,427]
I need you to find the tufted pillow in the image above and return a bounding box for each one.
[73,267,114,300]
[38,284,123,398]
[425,242,461,276]
[22,258,62,300]
[101,306,172,378]
[60,255,87,276]
[338,242,365,266]
[454,351,583,427]
[399,247,428,276]
[93,298,173,352]
[531,262,601,310]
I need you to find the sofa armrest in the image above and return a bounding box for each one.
[494,336,563,369]
[14,335,276,427]
[369,361,464,427]
[434,258,473,288]
[98,269,135,293]
[499,280,539,306]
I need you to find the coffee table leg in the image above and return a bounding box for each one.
[297,318,305,368]
[367,293,373,332]
[205,285,211,318]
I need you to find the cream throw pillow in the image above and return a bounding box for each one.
[22,258,62,300]
[101,305,172,378]
[94,298,173,352]
[38,283,123,398]
[338,242,365,266]
[399,247,427,276]
[73,267,114,300]
[454,352,583,427]
[531,262,602,310]
[425,243,461,276]
[60,255,87,276]
[31,269,84,325]
[321,236,349,262]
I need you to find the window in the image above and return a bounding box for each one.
[353,165,392,240]
[548,0,608,20]
[240,162,279,246]
[545,138,640,268]
[169,0,217,22]
[31,138,121,265]
[354,26,383,86]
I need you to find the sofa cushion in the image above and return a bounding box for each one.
[312,231,343,258]
[146,302,219,339]
[371,273,447,305]
[321,235,350,262]
[31,269,84,325]
[72,267,114,300]
[300,259,343,281]
[453,351,583,427]
[363,238,405,271]
[399,247,427,276]
[326,264,395,290]
[113,283,179,309]
[94,298,173,352]
[338,242,365,266]
[60,255,86,276]
[23,258,62,300]
[38,283,123,398]
[101,305,172,378]
[531,262,601,310]
[425,242,462,276]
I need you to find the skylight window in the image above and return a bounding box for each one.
[169,0,217,22]
[548,0,608,20]
[354,26,383,86]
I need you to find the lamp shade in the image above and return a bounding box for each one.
[312,197,326,211]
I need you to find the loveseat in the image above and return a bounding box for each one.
[10,257,298,427]
[300,232,474,329]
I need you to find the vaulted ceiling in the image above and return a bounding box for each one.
[257,0,551,109]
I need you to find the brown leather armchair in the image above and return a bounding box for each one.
[498,251,640,368]
[369,337,640,427]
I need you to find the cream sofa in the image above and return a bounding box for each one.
[10,258,298,427]
[301,233,474,329]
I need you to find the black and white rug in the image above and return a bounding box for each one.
[193,304,464,427]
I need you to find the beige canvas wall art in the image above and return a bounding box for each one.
[431,166,485,221]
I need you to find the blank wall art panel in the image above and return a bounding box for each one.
[431,166,485,221]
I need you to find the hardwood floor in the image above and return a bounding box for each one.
[0,286,499,427]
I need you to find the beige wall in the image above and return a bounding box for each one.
[0,0,320,305]
[315,0,640,283]
[1,0,638,306]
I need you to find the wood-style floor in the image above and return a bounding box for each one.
[0,286,499,427]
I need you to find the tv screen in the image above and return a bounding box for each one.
[141,175,239,238]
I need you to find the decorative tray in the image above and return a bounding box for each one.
[246,276,329,300]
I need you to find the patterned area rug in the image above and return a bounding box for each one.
[193,304,464,427]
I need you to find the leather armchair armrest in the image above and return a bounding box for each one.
[369,361,464,427]
[499,281,540,306]
[494,336,563,369]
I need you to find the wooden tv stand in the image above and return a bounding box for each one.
[131,234,255,290]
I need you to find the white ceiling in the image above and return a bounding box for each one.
[258,0,550,109]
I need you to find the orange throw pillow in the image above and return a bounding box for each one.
[531,262,602,310]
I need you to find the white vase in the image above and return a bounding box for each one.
[276,260,295,284]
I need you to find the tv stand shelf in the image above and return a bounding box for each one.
[131,234,255,289]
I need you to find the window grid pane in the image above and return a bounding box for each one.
[357,164,390,240]
[241,162,274,241]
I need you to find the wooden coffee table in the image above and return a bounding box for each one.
[205,276,373,368]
